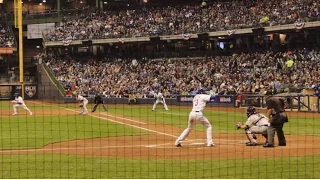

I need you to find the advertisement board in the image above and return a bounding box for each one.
[24,85,38,100]
[0,85,38,100]
[0,47,14,54]
[177,95,235,104]
[27,23,56,39]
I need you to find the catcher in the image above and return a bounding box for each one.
[236,106,269,146]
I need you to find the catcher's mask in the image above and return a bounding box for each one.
[246,106,256,118]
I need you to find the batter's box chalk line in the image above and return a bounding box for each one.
[144,139,245,148]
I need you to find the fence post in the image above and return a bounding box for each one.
[318,96,320,113]
[308,95,310,112]
[298,95,301,111]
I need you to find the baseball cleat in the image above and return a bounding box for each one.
[263,143,274,148]
[29,113,33,115]
[278,143,286,146]
[207,143,215,147]
[246,142,257,146]
[176,143,182,147]
[12,113,17,116]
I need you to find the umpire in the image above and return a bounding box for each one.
[92,93,107,112]
[263,95,288,148]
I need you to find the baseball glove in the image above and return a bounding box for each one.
[79,104,83,107]
[236,122,243,130]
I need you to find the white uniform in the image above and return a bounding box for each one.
[152,92,169,111]
[12,96,33,115]
[77,95,88,114]
[245,113,269,134]
[245,113,269,143]
[175,94,214,147]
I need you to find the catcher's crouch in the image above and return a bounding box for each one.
[236,106,269,146]
[92,94,107,112]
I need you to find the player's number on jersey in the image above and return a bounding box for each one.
[195,99,199,106]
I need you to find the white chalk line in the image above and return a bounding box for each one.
[30,101,178,138]
[0,145,156,153]
[160,112,188,116]
[14,101,242,152]
[100,113,146,124]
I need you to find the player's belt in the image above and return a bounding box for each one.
[194,111,201,112]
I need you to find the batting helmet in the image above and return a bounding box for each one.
[246,106,256,118]
[14,93,19,97]
[196,89,205,94]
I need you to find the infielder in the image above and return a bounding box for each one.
[12,93,33,116]
[175,89,216,147]
[77,93,88,115]
[236,106,269,146]
[92,93,107,112]
[152,91,169,111]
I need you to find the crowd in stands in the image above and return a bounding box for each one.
[0,23,14,48]
[44,0,320,41]
[40,49,320,98]
[5,6,92,20]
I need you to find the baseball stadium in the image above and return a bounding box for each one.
[1,0,320,178]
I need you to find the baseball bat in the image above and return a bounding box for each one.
[195,75,204,85]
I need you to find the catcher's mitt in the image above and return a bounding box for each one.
[236,122,243,130]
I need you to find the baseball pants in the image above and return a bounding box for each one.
[176,111,213,146]
[152,100,169,110]
[245,126,268,143]
[13,104,32,115]
[79,100,89,114]
[267,112,288,145]
[92,101,107,112]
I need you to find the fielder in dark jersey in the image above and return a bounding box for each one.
[264,96,288,147]
[92,94,107,112]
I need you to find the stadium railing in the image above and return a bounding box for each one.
[42,62,66,96]
[43,19,320,47]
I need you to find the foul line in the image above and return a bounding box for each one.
[100,113,146,124]
[160,112,188,116]
[0,145,153,153]
[30,101,178,139]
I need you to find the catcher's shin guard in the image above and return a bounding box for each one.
[245,129,257,143]
[92,104,98,112]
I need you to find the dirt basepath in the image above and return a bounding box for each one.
[1,102,320,159]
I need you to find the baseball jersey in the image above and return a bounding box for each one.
[94,95,103,104]
[192,94,211,112]
[77,95,87,102]
[245,113,269,126]
[154,92,164,101]
[15,96,25,105]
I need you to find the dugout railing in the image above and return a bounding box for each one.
[239,94,320,113]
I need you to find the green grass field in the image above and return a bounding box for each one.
[1,101,320,178]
